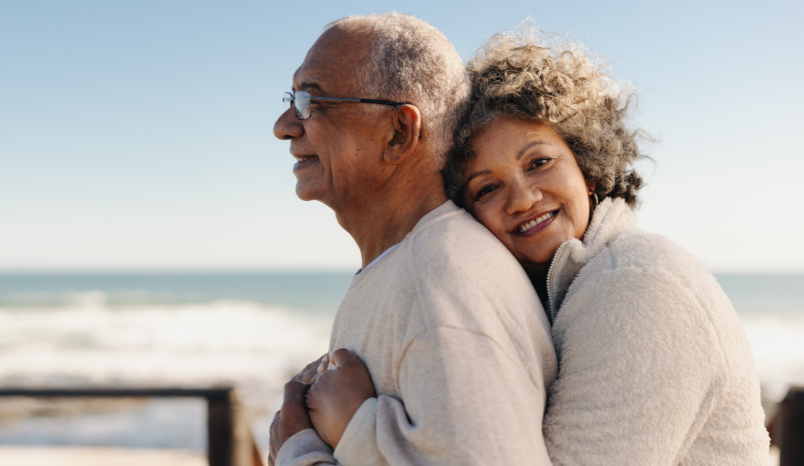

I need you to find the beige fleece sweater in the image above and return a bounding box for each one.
[276,201,558,466]
[543,198,770,465]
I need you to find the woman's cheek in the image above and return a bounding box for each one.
[472,199,508,242]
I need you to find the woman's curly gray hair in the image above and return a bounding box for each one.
[444,30,649,207]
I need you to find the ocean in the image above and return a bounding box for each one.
[0,272,801,452]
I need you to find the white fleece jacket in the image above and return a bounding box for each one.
[542,197,770,466]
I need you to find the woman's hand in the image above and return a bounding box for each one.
[305,348,376,449]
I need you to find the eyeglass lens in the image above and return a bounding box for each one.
[283,92,293,111]
[294,91,311,120]
[282,91,319,120]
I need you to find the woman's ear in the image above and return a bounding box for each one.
[383,104,421,165]
[586,179,596,195]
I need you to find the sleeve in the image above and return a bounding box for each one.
[543,266,722,466]
[333,327,553,466]
[275,429,337,466]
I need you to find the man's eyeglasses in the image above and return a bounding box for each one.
[283,90,408,120]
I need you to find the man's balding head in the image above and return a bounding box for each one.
[325,13,470,167]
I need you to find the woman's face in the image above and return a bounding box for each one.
[464,118,593,273]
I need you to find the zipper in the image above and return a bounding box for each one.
[546,241,569,323]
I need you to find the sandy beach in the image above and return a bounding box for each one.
[0,445,778,466]
[0,446,206,466]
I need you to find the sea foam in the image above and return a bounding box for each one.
[0,279,802,449]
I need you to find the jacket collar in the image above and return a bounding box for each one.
[546,197,637,320]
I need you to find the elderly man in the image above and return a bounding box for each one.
[271,13,557,465]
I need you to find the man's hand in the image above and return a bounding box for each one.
[268,354,328,466]
[293,353,329,383]
[306,349,376,449]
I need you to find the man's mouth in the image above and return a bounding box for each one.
[293,155,319,170]
[514,210,557,235]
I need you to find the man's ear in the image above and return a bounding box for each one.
[383,104,421,165]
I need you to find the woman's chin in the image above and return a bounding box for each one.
[512,240,565,273]
[517,253,554,273]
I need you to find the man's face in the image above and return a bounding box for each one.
[273,28,392,212]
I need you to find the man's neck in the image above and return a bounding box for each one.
[338,175,448,269]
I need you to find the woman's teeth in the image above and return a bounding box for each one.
[518,212,555,233]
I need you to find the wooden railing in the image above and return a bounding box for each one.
[774,386,804,466]
[6,385,801,464]
[0,387,263,466]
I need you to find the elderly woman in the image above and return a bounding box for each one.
[302,31,771,465]
[439,30,770,464]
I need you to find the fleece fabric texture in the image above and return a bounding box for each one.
[543,197,770,466]
[276,200,558,466]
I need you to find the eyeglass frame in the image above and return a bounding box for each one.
[283,90,411,120]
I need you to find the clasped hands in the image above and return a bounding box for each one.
[268,349,376,465]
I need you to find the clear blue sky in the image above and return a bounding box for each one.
[1,0,801,272]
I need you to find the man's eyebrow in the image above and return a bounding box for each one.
[298,81,325,94]
[466,169,492,185]
[517,141,548,160]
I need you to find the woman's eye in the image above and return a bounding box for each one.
[529,157,551,170]
[476,185,496,199]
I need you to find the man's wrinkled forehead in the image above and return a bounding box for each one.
[292,26,374,95]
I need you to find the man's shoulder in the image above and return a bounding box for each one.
[397,203,538,314]
[397,203,550,363]
[404,203,518,280]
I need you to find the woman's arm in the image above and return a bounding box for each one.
[543,266,722,465]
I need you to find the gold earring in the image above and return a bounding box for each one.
[591,192,599,206]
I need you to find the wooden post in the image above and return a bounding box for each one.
[779,386,804,466]
[207,389,235,466]
[207,388,264,466]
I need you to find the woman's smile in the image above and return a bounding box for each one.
[513,210,558,236]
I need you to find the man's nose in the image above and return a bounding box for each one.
[273,108,303,140]
[505,179,542,216]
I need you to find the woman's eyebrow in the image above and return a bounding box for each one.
[466,169,492,184]
[517,140,547,160]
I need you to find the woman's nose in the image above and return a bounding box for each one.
[505,180,542,216]
[273,108,304,140]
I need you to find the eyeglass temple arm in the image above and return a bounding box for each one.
[310,96,407,107]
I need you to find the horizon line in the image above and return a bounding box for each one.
[1,268,803,276]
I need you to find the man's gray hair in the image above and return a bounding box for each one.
[326,13,470,169]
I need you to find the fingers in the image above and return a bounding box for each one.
[294,353,328,383]
[305,354,328,373]
[317,353,329,373]
[280,379,313,433]
[282,379,308,408]
[304,369,338,410]
[281,380,309,423]
[329,348,359,369]
[304,381,319,411]
[270,378,315,461]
